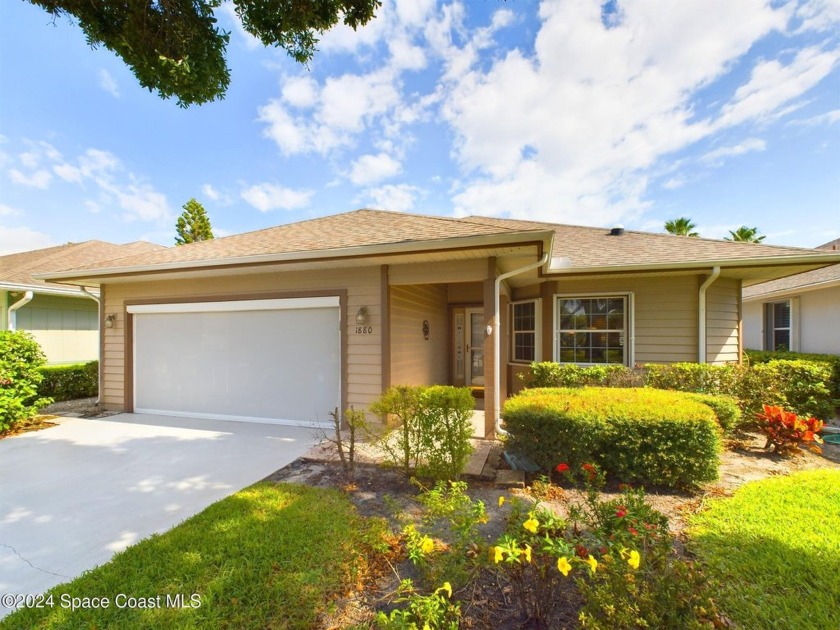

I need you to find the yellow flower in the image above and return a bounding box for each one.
[585,554,598,575]
[498,495,506,507]
[437,582,452,598]
[493,546,504,564]
[420,536,434,554]
[523,517,539,533]
[557,556,572,576]
[522,544,532,563]
[628,550,640,570]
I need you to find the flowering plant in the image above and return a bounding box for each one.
[756,404,824,455]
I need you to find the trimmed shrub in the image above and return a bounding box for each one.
[681,392,742,433]
[416,386,475,481]
[503,387,721,487]
[38,361,98,402]
[0,331,52,432]
[370,384,474,481]
[746,349,840,398]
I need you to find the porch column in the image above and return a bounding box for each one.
[482,257,497,436]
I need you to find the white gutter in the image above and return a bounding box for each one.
[80,288,102,404]
[0,282,98,298]
[493,252,550,436]
[7,291,34,330]
[698,266,721,364]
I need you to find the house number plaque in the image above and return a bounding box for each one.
[355,326,373,335]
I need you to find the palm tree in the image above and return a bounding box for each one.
[725,226,765,243]
[664,217,699,237]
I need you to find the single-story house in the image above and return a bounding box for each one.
[40,209,840,435]
[1,240,164,364]
[743,238,840,355]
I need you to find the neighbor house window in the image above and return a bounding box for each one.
[510,299,540,363]
[556,295,629,365]
[764,301,791,351]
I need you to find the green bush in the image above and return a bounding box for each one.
[416,386,475,481]
[503,388,722,487]
[680,392,742,433]
[370,385,474,481]
[38,361,98,402]
[745,349,840,398]
[0,331,52,432]
[747,360,835,420]
[524,362,641,388]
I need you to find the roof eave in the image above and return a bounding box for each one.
[36,230,555,284]
[0,282,99,297]
[545,252,840,276]
[743,278,840,302]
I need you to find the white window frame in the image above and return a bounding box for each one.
[509,298,542,364]
[553,292,635,366]
[763,299,798,352]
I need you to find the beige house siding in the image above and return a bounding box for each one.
[100,266,382,413]
[389,284,449,386]
[705,277,741,364]
[15,294,98,364]
[527,275,700,364]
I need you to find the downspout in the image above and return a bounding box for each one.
[80,288,102,404]
[494,252,550,436]
[698,266,721,364]
[7,291,34,330]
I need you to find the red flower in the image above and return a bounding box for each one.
[575,544,589,558]
[556,463,570,473]
[615,506,627,519]
[628,527,639,536]
[581,463,597,479]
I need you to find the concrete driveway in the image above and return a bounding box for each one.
[0,413,318,618]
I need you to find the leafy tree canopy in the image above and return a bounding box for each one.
[664,217,699,237]
[724,226,766,243]
[29,0,381,107]
[175,198,214,245]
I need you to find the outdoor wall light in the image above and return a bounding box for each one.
[355,306,369,326]
[104,313,117,329]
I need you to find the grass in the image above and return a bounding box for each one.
[688,469,840,630]
[1,482,388,630]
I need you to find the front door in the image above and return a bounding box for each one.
[465,308,484,387]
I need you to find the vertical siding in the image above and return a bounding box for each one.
[706,277,740,364]
[389,284,449,386]
[100,266,382,413]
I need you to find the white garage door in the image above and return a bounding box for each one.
[128,297,340,426]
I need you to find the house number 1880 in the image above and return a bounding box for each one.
[355,326,373,335]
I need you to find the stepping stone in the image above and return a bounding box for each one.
[495,469,525,488]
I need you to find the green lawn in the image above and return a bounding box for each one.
[1,482,386,630]
[688,468,840,630]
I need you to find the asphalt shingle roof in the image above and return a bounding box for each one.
[0,241,164,290]
[743,264,840,299]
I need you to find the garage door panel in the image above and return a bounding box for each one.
[133,303,340,426]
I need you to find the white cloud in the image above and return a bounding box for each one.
[795,0,840,33]
[790,108,840,126]
[701,138,767,164]
[202,183,220,201]
[0,225,55,255]
[240,182,313,212]
[98,69,120,98]
[112,184,170,222]
[9,168,52,188]
[362,183,422,212]
[0,203,21,216]
[281,76,319,109]
[349,152,402,185]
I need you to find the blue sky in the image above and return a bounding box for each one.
[0,0,838,255]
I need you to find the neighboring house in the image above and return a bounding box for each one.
[742,238,840,355]
[40,209,840,435]
[1,241,164,364]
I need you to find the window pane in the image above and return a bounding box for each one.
[557,296,627,365]
[773,302,790,328]
[773,330,790,352]
[514,332,535,362]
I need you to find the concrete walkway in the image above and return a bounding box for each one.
[0,414,317,619]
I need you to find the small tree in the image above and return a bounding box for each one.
[175,198,214,245]
[664,217,699,237]
[725,226,766,243]
[0,331,52,432]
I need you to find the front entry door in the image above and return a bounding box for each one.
[465,308,484,386]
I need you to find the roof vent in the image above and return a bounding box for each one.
[609,227,625,236]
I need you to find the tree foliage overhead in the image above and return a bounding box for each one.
[175,198,214,245]
[664,217,699,237]
[725,226,766,243]
[29,0,381,107]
